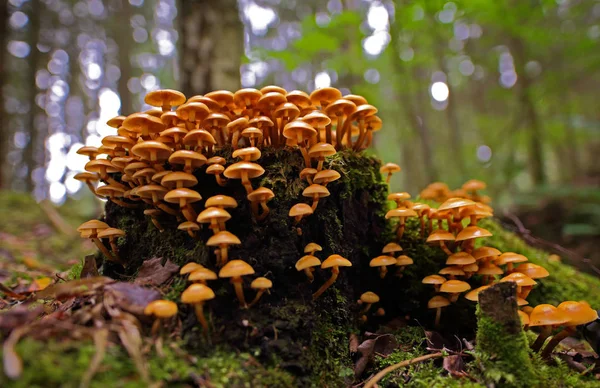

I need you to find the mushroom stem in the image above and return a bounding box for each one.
[312,266,339,299]
[303,268,314,282]
[360,303,373,315]
[219,245,229,266]
[151,318,162,336]
[257,202,270,221]
[92,237,118,263]
[250,201,260,218]
[531,325,553,352]
[354,120,367,151]
[434,308,442,328]
[311,197,320,211]
[317,158,325,171]
[419,216,426,238]
[182,206,196,223]
[379,267,388,279]
[108,237,119,255]
[520,286,533,299]
[231,277,247,307]
[194,303,209,332]
[156,203,179,216]
[300,147,311,169]
[540,326,576,359]
[187,229,196,239]
[396,218,406,240]
[215,174,227,187]
[149,216,164,232]
[449,293,459,303]
[111,198,139,209]
[241,171,254,195]
[85,182,97,195]
[439,241,453,256]
[248,290,266,308]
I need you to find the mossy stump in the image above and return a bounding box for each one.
[476,282,537,386]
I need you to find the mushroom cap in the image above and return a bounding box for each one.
[477,263,504,275]
[175,102,211,122]
[343,94,368,106]
[180,262,204,275]
[205,195,238,209]
[122,113,165,134]
[169,150,207,168]
[289,203,313,217]
[111,156,135,170]
[131,141,172,161]
[241,127,262,139]
[183,129,216,146]
[296,255,322,271]
[206,231,241,246]
[360,291,380,304]
[197,207,231,224]
[161,172,198,189]
[181,283,215,303]
[382,242,402,254]
[426,229,454,242]
[257,92,287,110]
[283,120,317,140]
[97,227,125,239]
[380,163,401,174]
[144,89,186,107]
[304,242,323,254]
[557,301,599,326]
[365,115,382,131]
[518,310,530,326]
[438,197,477,211]
[136,184,168,200]
[396,255,414,266]
[302,184,330,199]
[205,90,235,107]
[77,146,100,158]
[463,263,479,272]
[500,272,537,287]
[308,142,336,158]
[325,98,358,118]
[369,255,397,268]
[188,268,218,283]
[495,252,528,266]
[151,170,172,184]
[522,306,534,314]
[428,295,451,308]
[233,88,262,106]
[218,259,255,278]
[310,87,342,107]
[123,161,149,175]
[300,168,318,180]
[446,252,476,266]
[321,254,352,269]
[187,96,220,111]
[313,169,341,185]
[517,297,529,306]
[459,205,492,220]
[472,246,502,260]
[515,263,550,279]
[223,162,265,180]
[388,192,411,202]
[102,135,135,149]
[159,111,180,124]
[422,274,447,285]
[411,202,430,212]
[207,156,226,165]
[455,226,493,241]
[302,111,331,128]
[74,172,100,182]
[439,266,466,276]
[177,221,200,232]
[203,113,231,129]
[286,90,312,108]
[462,179,486,192]
[464,285,491,302]
[144,300,178,318]
[261,85,287,95]
[529,304,570,327]
[107,115,126,128]
[144,209,162,217]
[251,277,273,290]
[206,164,225,175]
[85,159,120,174]
[97,185,127,197]
[385,208,418,219]
[350,103,378,119]
[77,220,109,232]
[232,147,261,161]
[249,115,274,129]
[247,187,275,202]
[274,102,301,120]
[440,280,471,293]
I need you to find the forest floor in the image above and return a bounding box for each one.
[0,189,599,387]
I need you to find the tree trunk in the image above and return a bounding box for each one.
[178,0,243,96]
[24,0,44,193]
[0,0,8,188]
[115,1,135,115]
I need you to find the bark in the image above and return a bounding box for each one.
[178,0,243,96]
[510,37,546,185]
[114,1,135,115]
[0,0,8,188]
[23,0,44,192]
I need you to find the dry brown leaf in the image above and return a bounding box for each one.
[35,276,114,300]
[134,257,179,286]
[104,282,160,317]
[443,355,465,377]
[80,255,99,278]
[0,305,44,331]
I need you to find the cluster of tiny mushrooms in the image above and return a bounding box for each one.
[76,87,596,356]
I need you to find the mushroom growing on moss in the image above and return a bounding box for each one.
[379,163,401,184]
[218,260,255,307]
[386,207,418,240]
[529,304,570,352]
[440,280,471,302]
[206,231,241,266]
[422,275,446,292]
[302,184,330,211]
[247,187,275,220]
[313,254,352,300]
[181,283,214,332]
[289,203,313,230]
[395,255,414,277]
[97,227,125,259]
[78,220,117,263]
[188,268,218,284]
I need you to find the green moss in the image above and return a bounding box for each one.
[66,258,84,280]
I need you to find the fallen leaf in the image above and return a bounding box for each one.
[0,306,44,331]
[80,255,99,278]
[29,277,52,292]
[425,330,461,352]
[134,257,179,286]
[35,277,114,300]
[354,333,399,377]
[104,282,160,316]
[443,355,465,377]
[354,338,375,377]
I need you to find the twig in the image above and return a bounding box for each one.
[364,352,444,388]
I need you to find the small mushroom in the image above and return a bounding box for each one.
[529,304,570,352]
[78,220,117,263]
[308,142,336,171]
[455,225,493,253]
[206,231,241,266]
[144,300,178,336]
[428,295,450,329]
[180,262,204,277]
[499,272,537,299]
[477,262,504,285]
[181,283,215,332]
[313,169,341,187]
[197,207,232,234]
[223,161,265,195]
[369,255,397,278]
[395,255,414,277]
[313,254,352,300]
[97,227,125,259]
[295,255,321,282]
[247,187,275,220]
[439,266,465,280]
[426,229,455,256]
[304,242,323,256]
[382,242,402,257]
[302,184,330,211]
[422,275,447,292]
[440,280,471,303]
[289,203,313,234]
[144,209,164,232]
[178,221,200,239]
[385,207,417,240]
[300,168,318,185]
[248,277,273,307]
[540,301,598,359]
[358,291,380,314]
[188,268,218,284]
[379,163,401,184]
[218,260,255,307]
[145,89,186,112]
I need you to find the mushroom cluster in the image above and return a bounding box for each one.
[77,220,125,264]
[419,179,491,205]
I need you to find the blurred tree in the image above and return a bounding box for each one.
[114,1,135,116]
[179,0,244,95]
[0,0,7,188]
